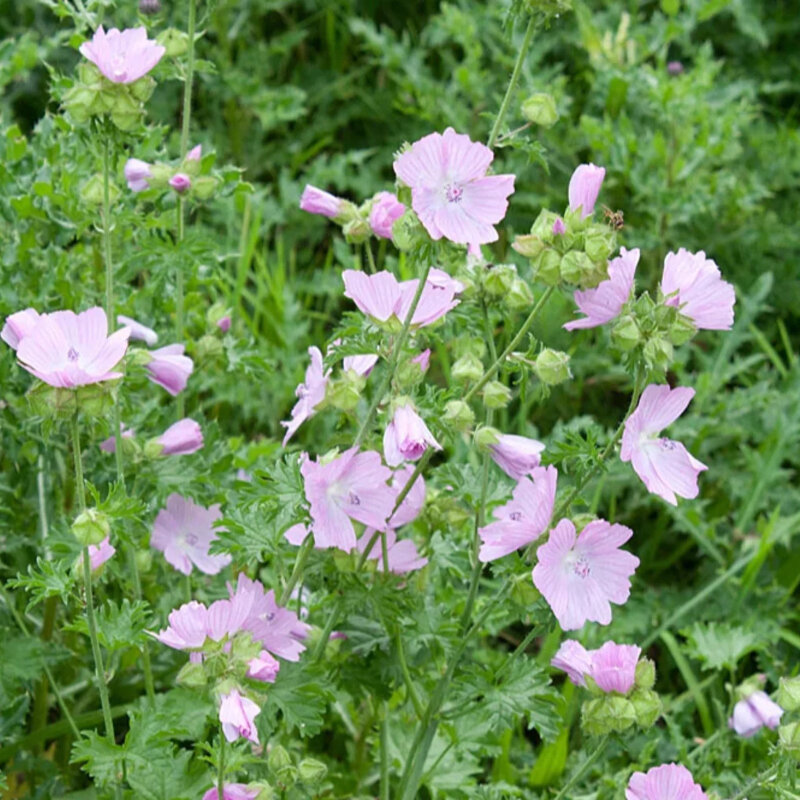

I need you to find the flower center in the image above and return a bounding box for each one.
[658,438,677,451]
[111,55,127,81]
[185,533,198,546]
[444,183,464,203]
[348,491,360,506]
[509,511,523,522]
[67,347,79,362]
[572,556,591,578]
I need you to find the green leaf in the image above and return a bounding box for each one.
[9,557,76,611]
[260,661,333,738]
[71,732,126,788]
[683,622,764,671]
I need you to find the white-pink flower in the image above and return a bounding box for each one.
[626,763,708,800]
[369,191,405,239]
[202,784,259,800]
[281,346,330,446]
[117,314,157,345]
[99,423,134,453]
[729,689,783,737]
[488,433,546,480]
[300,184,347,219]
[343,353,379,377]
[393,127,515,244]
[247,650,281,683]
[357,528,428,574]
[123,160,153,193]
[383,404,441,466]
[568,163,605,219]
[620,384,707,506]
[1,308,41,350]
[154,601,210,650]
[156,418,203,455]
[550,640,592,687]
[532,518,639,631]
[219,689,260,744]
[150,494,231,576]
[478,466,557,562]
[564,247,639,330]
[80,26,165,84]
[84,537,116,572]
[551,640,642,694]
[661,249,735,330]
[15,307,129,388]
[144,344,193,396]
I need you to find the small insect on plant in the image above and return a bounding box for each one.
[602,204,625,230]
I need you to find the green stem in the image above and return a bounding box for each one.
[463,285,555,404]
[129,549,156,704]
[176,201,186,420]
[102,135,114,332]
[217,726,226,798]
[279,533,314,606]
[353,261,433,449]
[487,15,537,149]
[552,735,609,800]
[72,414,116,745]
[729,765,778,800]
[379,701,390,800]
[395,629,423,718]
[364,242,378,274]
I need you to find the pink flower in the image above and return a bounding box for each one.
[100,423,134,453]
[247,650,281,683]
[219,689,260,744]
[552,217,566,235]
[489,433,546,480]
[412,349,431,373]
[79,26,165,84]
[300,184,347,219]
[564,247,639,331]
[478,466,557,562]
[661,249,735,331]
[667,61,684,75]
[357,528,428,574]
[154,601,210,650]
[217,316,231,333]
[393,127,515,244]
[343,353,378,376]
[156,418,203,455]
[84,537,116,571]
[301,447,395,552]
[620,384,707,506]
[369,191,405,239]
[626,764,708,800]
[187,144,202,162]
[383,404,441,466]
[145,343,193,395]
[117,314,157,345]
[16,307,129,388]
[150,494,231,576]
[551,640,592,687]
[729,689,783,737]
[589,641,641,693]
[227,573,311,661]
[281,346,330,445]
[532,518,639,630]
[169,173,191,193]
[1,308,40,350]
[202,785,259,800]
[123,159,153,193]
[568,163,605,219]
[342,269,461,328]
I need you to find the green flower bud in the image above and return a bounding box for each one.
[532,248,562,286]
[207,302,231,329]
[395,355,427,388]
[327,377,361,412]
[443,400,475,432]
[267,745,292,774]
[72,509,111,546]
[391,209,426,251]
[484,263,518,297]
[343,218,371,245]
[505,278,534,312]
[148,163,172,187]
[192,175,218,201]
[195,334,223,361]
[643,336,673,371]
[110,91,142,131]
[559,250,595,285]
[584,230,614,264]
[332,200,359,226]
[634,658,656,690]
[143,438,165,459]
[157,28,189,57]
[534,349,571,385]
[630,688,662,728]
[395,183,412,207]
[298,758,328,786]
[482,380,512,409]
[78,382,118,418]
[571,512,596,530]
[135,550,152,574]
[779,722,800,760]
[63,85,99,123]
[252,784,276,800]
[779,677,800,712]
[581,695,636,736]
[521,92,559,128]
[669,312,696,346]
[611,315,641,351]
[512,233,546,259]
[452,353,484,383]
[530,209,562,239]
[81,173,120,206]
[176,659,207,688]
[473,425,501,450]
[129,75,156,103]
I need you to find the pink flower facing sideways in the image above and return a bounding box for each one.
[155,418,203,455]
[203,785,260,800]
[532,518,639,631]
[281,346,330,446]
[729,689,783,737]
[144,344,193,395]
[552,640,641,693]
[621,384,707,506]
[82,537,116,572]
[151,494,231,576]
[626,764,708,800]
[124,160,153,193]
[342,268,463,328]
[369,191,406,239]
[393,127,515,245]
[564,247,639,330]
[300,447,395,552]
[1,308,40,350]
[661,248,735,331]
[489,433,546,480]
[13,307,129,388]
[117,314,157,345]
[568,163,606,219]
[80,26,165,84]
[478,466,557,562]
[383,403,441,466]
[219,689,260,744]
[300,185,348,220]
[100,423,134,453]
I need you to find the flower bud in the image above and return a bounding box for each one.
[343,218,371,244]
[63,85,99,123]
[395,350,429,388]
[482,380,512,409]
[530,209,562,239]
[252,784,276,800]
[630,688,662,728]
[581,695,636,736]
[80,173,120,206]
[195,334,223,361]
[192,175,218,200]
[780,722,800,760]
[139,0,161,14]
[176,659,207,688]
[484,263,518,297]
[559,250,595,285]
[521,92,559,127]
[326,377,362,412]
[129,75,156,103]
[110,92,142,131]
[512,233,546,259]
[298,758,328,786]
[778,677,800,712]
[534,349,571,385]
[72,509,111,546]
[169,172,192,194]
[443,400,475,432]
[611,315,641,351]
[452,353,484,383]
[391,209,426,251]
[584,229,615,264]
[634,658,656,690]
[135,549,152,574]
[268,745,296,786]
[643,336,673,371]
[157,28,189,58]
[669,312,696,346]
[505,279,534,311]
[473,425,501,450]
[532,248,562,286]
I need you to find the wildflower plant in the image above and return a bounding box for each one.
[0,2,797,800]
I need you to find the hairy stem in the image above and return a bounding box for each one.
[217,727,226,798]
[279,533,314,606]
[552,735,609,800]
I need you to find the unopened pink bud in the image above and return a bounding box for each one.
[169,173,191,194]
